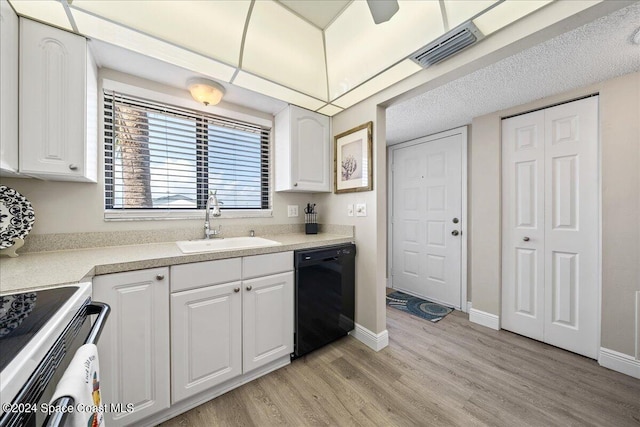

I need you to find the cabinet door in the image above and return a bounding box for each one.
[93,268,170,427]
[290,106,330,192]
[171,281,242,403]
[19,18,89,180]
[243,271,294,373]
[0,0,19,175]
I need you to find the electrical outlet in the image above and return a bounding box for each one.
[356,203,366,217]
[347,204,354,217]
[287,205,299,217]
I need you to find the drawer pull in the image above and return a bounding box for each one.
[234,287,240,293]
[156,274,165,281]
[246,285,252,291]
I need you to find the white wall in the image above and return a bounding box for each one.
[0,69,312,235]
[315,105,387,334]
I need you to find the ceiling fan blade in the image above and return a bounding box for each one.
[366,0,400,24]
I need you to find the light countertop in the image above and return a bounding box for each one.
[0,233,353,294]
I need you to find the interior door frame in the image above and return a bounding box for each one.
[499,94,602,357]
[387,126,468,312]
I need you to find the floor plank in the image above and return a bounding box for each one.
[160,308,640,426]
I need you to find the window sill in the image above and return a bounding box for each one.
[104,209,273,221]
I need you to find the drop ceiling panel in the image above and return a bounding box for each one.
[473,0,553,36]
[71,9,236,82]
[444,0,498,30]
[9,0,72,30]
[243,1,327,100]
[71,0,249,66]
[333,59,421,109]
[316,104,344,116]
[233,71,325,111]
[325,0,444,101]
[278,0,350,29]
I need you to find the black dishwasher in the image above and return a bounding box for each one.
[293,243,356,359]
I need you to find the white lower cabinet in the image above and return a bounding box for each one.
[170,280,242,404]
[92,268,170,427]
[94,252,293,425]
[243,272,294,372]
[170,252,293,404]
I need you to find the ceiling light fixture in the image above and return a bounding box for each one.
[366,0,399,24]
[187,78,225,106]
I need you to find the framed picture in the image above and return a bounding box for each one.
[334,122,373,194]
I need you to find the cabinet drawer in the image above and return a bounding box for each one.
[171,258,242,292]
[242,251,293,279]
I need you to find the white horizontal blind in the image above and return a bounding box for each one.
[104,91,270,210]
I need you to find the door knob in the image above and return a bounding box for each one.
[246,285,253,291]
[156,274,165,280]
[523,236,530,242]
[68,164,78,170]
[451,230,460,236]
[234,287,240,293]
[452,218,459,224]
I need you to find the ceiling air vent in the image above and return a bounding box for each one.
[410,21,484,68]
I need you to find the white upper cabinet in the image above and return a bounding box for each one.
[0,0,19,175]
[19,18,98,182]
[275,105,331,192]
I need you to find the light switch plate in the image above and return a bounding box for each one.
[356,203,366,217]
[287,205,299,217]
[347,204,354,217]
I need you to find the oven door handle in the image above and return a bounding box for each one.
[43,302,110,427]
[84,302,110,345]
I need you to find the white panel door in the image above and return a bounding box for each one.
[391,131,463,308]
[501,110,546,340]
[502,96,599,359]
[243,272,294,373]
[171,281,242,404]
[543,98,599,358]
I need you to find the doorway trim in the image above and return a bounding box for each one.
[387,126,468,312]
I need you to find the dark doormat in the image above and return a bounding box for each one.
[386,291,453,322]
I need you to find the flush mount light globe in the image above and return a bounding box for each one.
[187,78,225,106]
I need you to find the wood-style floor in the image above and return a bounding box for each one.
[160,307,640,427]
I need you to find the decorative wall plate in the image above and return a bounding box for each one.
[0,185,35,249]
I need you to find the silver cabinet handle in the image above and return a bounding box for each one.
[246,285,252,291]
[156,274,165,280]
[523,237,530,242]
[234,287,240,293]
[69,164,78,170]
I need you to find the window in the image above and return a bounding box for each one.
[103,91,270,214]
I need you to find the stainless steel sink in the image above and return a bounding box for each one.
[176,236,281,254]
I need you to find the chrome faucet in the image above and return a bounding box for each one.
[204,190,223,239]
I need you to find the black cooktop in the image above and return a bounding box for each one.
[0,287,78,371]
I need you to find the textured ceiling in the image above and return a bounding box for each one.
[385,2,640,145]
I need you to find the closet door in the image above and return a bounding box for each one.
[501,110,546,341]
[543,98,599,358]
[502,96,599,359]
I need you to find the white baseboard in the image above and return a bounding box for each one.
[469,308,500,330]
[598,347,640,379]
[467,301,472,313]
[350,323,389,351]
